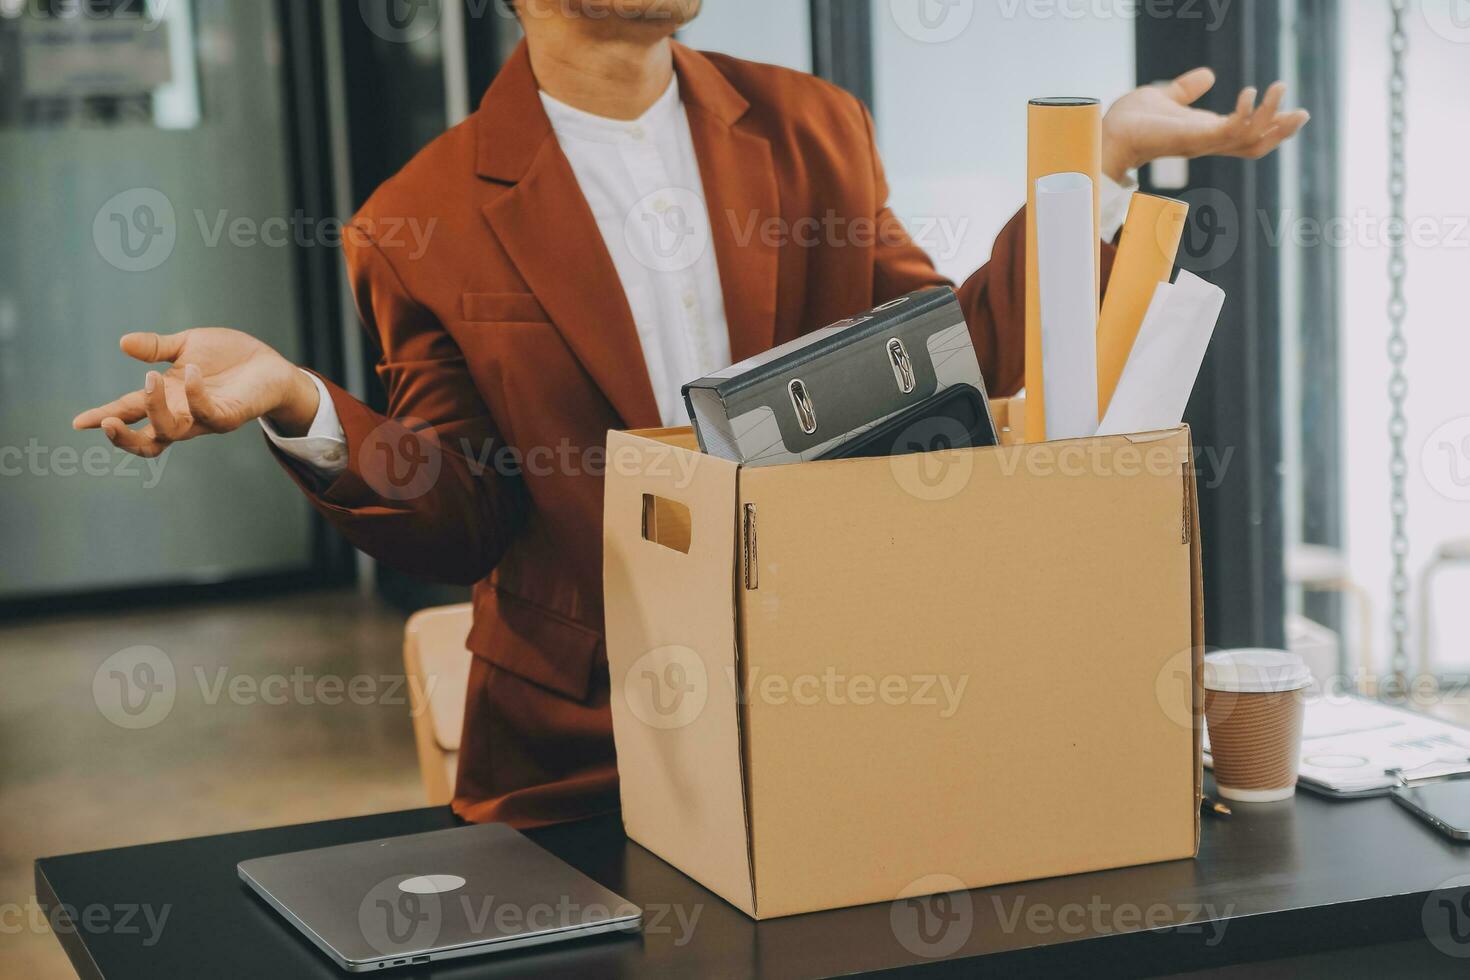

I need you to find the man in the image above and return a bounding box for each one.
[74,0,1306,827]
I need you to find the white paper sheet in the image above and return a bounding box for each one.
[1034,172,1098,440]
[1096,270,1225,436]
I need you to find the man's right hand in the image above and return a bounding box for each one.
[73,328,321,458]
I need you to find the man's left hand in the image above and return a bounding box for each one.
[1100,67,1310,181]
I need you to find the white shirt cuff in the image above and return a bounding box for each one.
[258,370,348,477]
[1098,169,1139,243]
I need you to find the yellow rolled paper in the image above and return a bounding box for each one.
[1026,97,1100,442]
[1095,193,1188,416]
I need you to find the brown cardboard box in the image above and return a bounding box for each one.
[602,398,1203,919]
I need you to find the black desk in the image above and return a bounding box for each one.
[34,779,1470,979]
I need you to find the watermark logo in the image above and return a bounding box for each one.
[1422,416,1470,502]
[889,0,975,44]
[891,874,973,958]
[93,188,177,273]
[1423,874,1470,958]
[1,898,171,946]
[93,646,176,730]
[360,0,441,43]
[1174,186,1239,273]
[1423,0,1470,45]
[358,876,443,957]
[624,187,710,273]
[360,418,443,501]
[1154,645,1198,731]
[623,644,708,730]
[888,415,978,502]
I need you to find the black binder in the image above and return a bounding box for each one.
[817,383,998,461]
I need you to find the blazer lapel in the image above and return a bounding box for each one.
[472,42,780,426]
[475,45,661,429]
[673,44,779,363]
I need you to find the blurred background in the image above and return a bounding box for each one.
[3,1,1468,975]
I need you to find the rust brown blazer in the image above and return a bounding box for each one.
[272,41,1115,827]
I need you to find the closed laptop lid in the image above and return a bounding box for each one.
[238,822,640,967]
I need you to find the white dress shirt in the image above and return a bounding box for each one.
[262,79,1138,476]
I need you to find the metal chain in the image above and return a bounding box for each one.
[1387,0,1411,693]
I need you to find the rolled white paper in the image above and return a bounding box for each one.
[1035,172,1099,441]
[1096,270,1226,436]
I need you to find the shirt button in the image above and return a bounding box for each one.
[323,448,342,462]
[630,125,645,141]
[682,292,696,309]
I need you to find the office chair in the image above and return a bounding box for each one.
[403,603,474,806]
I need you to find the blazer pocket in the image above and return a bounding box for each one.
[462,291,551,324]
[467,589,602,702]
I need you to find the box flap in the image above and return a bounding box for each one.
[602,429,756,915]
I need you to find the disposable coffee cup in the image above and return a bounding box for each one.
[1203,649,1312,803]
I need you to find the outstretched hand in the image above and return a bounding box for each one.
[73,328,319,458]
[1101,67,1310,181]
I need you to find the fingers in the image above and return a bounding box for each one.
[181,363,221,428]
[101,418,166,458]
[1232,86,1258,123]
[143,371,194,442]
[1241,109,1311,159]
[120,330,189,365]
[73,390,146,430]
[1250,81,1286,131]
[1167,67,1216,105]
[1274,107,1311,139]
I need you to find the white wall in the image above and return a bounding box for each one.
[871,1,1135,281]
[1339,1,1470,674]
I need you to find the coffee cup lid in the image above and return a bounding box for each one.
[1203,649,1313,693]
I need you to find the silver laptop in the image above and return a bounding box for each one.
[238,822,641,972]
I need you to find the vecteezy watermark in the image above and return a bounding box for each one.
[1423,874,1470,958]
[724,208,972,264]
[0,440,168,487]
[346,428,712,501]
[1,0,177,22]
[92,188,437,273]
[1174,186,1240,273]
[1259,208,1470,252]
[94,646,177,730]
[357,874,693,958]
[93,188,177,273]
[1421,415,1470,502]
[359,418,444,502]
[0,898,171,947]
[891,874,973,958]
[888,0,976,44]
[988,894,1231,944]
[625,187,711,274]
[359,875,444,958]
[995,0,1233,29]
[621,645,970,730]
[890,435,1235,504]
[92,646,439,730]
[359,0,441,44]
[1421,0,1470,45]
[623,645,709,730]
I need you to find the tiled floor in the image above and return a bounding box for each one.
[0,589,425,979]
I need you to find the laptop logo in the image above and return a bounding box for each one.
[398,875,466,895]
